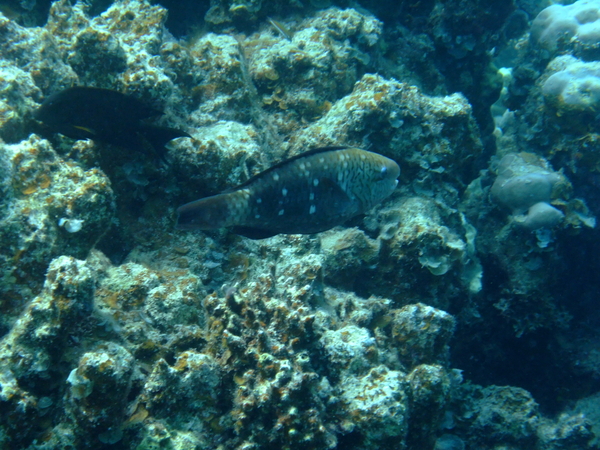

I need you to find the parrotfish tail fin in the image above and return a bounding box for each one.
[138,124,191,164]
[176,194,230,230]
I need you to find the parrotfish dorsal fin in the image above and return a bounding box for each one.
[236,146,350,189]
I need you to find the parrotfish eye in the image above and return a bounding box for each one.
[378,166,388,179]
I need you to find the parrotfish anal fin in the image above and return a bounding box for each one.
[231,226,279,240]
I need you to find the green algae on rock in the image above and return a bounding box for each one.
[289,73,483,196]
[66,343,135,444]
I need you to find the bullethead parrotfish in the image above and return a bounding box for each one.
[177,146,400,239]
[33,86,190,160]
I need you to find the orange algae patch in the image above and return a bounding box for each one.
[173,354,189,371]
[21,185,38,195]
[39,174,51,189]
[126,404,149,425]
[20,173,51,195]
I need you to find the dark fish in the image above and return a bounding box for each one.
[177,146,400,239]
[34,86,190,160]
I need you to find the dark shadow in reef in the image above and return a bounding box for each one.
[151,0,211,38]
[85,0,114,17]
[451,248,600,415]
[0,0,52,27]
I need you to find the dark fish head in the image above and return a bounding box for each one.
[33,87,163,136]
[34,89,74,128]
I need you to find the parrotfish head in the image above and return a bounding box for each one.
[351,152,400,209]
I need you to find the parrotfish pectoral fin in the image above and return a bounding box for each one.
[319,176,344,194]
[230,226,279,239]
[318,177,354,210]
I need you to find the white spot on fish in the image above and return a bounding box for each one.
[319,157,325,163]
[299,162,306,170]
[343,161,348,169]
[273,173,280,181]
[282,188,288,196]
[257,198,262,204]
[337,172,344,181]
[309,192,315,201]
[309,205,316,214]
[278,209,285,216]
[313,179,319,187]
[255,214,261,219]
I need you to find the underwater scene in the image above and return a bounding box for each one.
[1,0,600,449]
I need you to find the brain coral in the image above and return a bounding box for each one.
[531,0,600,52]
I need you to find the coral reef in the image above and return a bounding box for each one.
[491,153,566,230]
[531,0,600,57]
[542,55,600,127]
[0,0,598,449]
[66,342,135,444]
[0,256,96,446]
[244,8,382,134]
[0,135,114,332]
[291,74,482,191]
